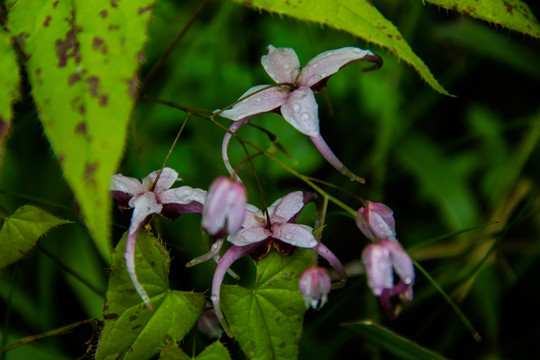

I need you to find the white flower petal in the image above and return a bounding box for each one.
[297,47,378,88]
[128,192,162,235]
[261,45,300,84]
[110,174,144,195]
[272,223,317,248]
[142,167,179,193]
[160,186,206,205]
[269,191,305,222]
[362,244,393,296]
[229,227,270,246]
[219,85,289,121]
[280,87,320,136]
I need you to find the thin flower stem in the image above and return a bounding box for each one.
[151,113,192,191]
[413,259,481,342]
[0,318,98,353]
[138,0,210,97]
[37,245,105,298]
[149,98,359,218]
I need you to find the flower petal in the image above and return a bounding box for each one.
[261,45,300,84]
[268,191,305,223]
[228,226,271,246]
[385,240,415,285]
[280,87,319,136]
[219,85,289,121]
[272,223,317,248]
[362,243,393,296]
[142,167,179,193]
[297,47,382,89]
[110,174,145,208]
[159,187,206,220]
[128,192,163,234]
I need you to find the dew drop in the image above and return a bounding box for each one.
[255,97,261,102]
[210,295,218,302]
[283,63,290,69]
[313,63,319,68]
[285,233,292,240]
[293,104,301,112]
[301,112,310,120]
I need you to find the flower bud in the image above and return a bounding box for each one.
[202,177,247,237]
[197,309,223,339]
[356,201,396,241]
[299,266,332,310]
[361,240,415,297]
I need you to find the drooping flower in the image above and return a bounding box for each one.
[356,201,396,241]
[210,191,347,337]
[218,45,382,182]
[362,239,415,318]
[202,176,247,237]
[299,266,332,310]
[110,167,206,308]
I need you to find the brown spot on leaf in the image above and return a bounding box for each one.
[92,36,108,54]
[15,32,30,51]
[279,342,286,349]
[100,95,108,106]
[503,1,513,14]
[128,315,138,322]
[84,162,98,186]
[396,35,402,40]
[366,0,373,6]
[387,34,393,39]
[126,74,139,99]
[75,121,87,135]
[132,325,142,330]
[53,0,59,8]
[35,68,42,75]
[138,5,153,15]
[111,0,119,7]
[43,16,52,27]
[103,313,119,320]
[0,118,10,141]
[99,9,108,18]
[57,153,65,164]
[88,76,100,96]
[108,24,120,31]
[55,20,81,67]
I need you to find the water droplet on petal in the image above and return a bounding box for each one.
[293,104,301,112]
[283,63,290,69]
[301,112,310,120]
[313,63,319,68]
[255,97,261,102]
[210,295,218,302]
[285,233,292,240]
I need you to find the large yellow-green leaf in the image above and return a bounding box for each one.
[0,28,20,157]
[425,0,540,39]
[6,0,155,261]
[228,0,451,95]
[0,205,70,274]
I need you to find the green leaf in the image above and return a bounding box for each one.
[221,248,312,360]
[425,0,540,39]
[6,0,156,261]
[96,230,206,360]
[158,340,231,360]
[228,0,451,95]
[343,320,448,360]
[159,342,190,360]
[0,28,20,157]
[0,205,70,274]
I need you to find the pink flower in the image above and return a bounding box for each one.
[202,177,247,237]
[219,45,382,182]
[210,191,347,337]
[362,239,415,318]
[356,201,396,241]
[299,266,332,310]
[110,167,206,308]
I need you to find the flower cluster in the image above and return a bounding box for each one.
[109,45,416,339]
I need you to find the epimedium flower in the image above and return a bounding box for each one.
[356,201,415,318]
[218,45,382,182]
[110,167,206,309]
[202,176,247,238]
[299,266,332,310]
[210,191,347,337]
[356,201,396,241]
[362,240,415,318]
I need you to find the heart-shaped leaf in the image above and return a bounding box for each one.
[96,230,205,360]
[221,248,312,360]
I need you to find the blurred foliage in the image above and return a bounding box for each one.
[1,0,540,359]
